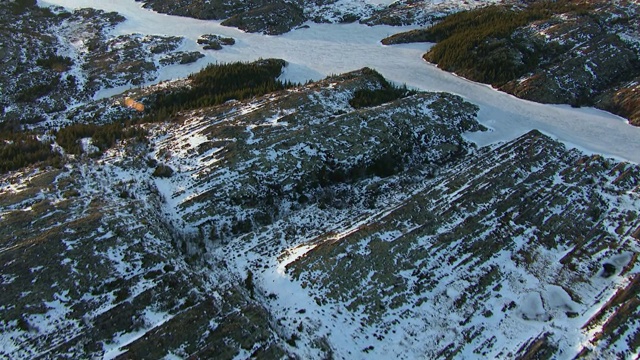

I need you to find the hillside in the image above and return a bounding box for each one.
[137,0,502,35]
[2,64,640,358]
[0,0,203,128]
[1,1,640,359]
[382,0,640,126]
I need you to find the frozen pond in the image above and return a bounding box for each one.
[40,0,640,163]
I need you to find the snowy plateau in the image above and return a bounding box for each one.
[1,0,640,359]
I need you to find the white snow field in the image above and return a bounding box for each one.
[40,0,640,163]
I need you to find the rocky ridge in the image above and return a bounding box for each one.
[1,65,639,358]
[0,148,291,359]
[1,1,640,359]
[0,67,482,359]
[147,68,481,243]
[288,130,640,358]
[501,2,640,125]
[360,0,502,27]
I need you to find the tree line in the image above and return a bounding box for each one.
[0,59,293,173]
[349,69,414,108]
[55,122,146,155]
[141,59,294,122]
[420,1,592,85]
[0,129,60,173]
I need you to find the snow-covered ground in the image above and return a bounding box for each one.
[1,3,635,358]
[40,0,640,163]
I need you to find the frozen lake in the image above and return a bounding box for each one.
[40,0,640,163]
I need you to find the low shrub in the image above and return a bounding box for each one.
[152,164,174,178]
[36,54,74,72]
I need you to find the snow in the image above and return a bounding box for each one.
[12,1,640,359]
[606,252,634,268]
[27,292,76,337]
[80,138,99,154]
[39,0,640,163]
[276,244,318,276]
[187,134,208,149]
[0,274,17,285]
[545,285,578,313]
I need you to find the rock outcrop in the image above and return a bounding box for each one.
[138,0,498,34]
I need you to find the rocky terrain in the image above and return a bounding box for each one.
[137,0,311,35]
[1,1,640,359]
[0,66,478,358]
[360,0,501,26]
[382,0,640,126]
[0,0,204,128]
[501,1,640,126]
[0,147,292,359]
[197,34,235,51]
[287,130,640,358]
[138,0,502,35]
[2,61,640,358]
